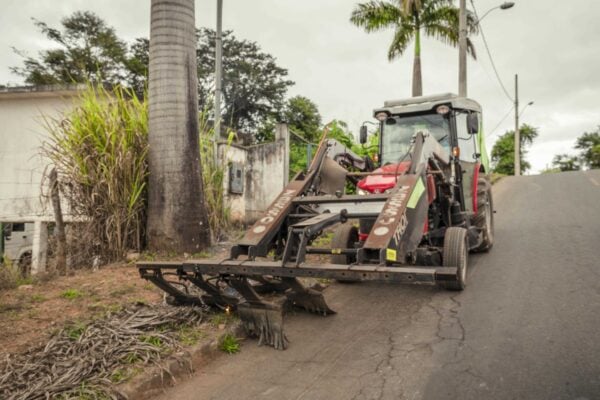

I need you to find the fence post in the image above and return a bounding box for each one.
[31,220,48,275]
[276,123,290,185]
[49,168,67,274]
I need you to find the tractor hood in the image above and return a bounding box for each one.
[357,161,411,193]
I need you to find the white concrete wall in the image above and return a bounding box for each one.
[244,141,287,222]
[0,89,81,222]
[219,143,247,222]
[218,124,288,223]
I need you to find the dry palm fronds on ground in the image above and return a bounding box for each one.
[0,304,206,400]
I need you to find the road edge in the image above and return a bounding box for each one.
[117,323,244,400]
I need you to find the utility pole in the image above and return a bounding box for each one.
[214,0,223,164]
[458,0,467,97]
[514,74,520,176]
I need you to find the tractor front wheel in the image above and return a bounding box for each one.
[440,227,468,291]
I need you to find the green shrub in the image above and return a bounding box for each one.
[219,333,240,354]
[61,289,84,300]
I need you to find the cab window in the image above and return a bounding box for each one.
[456,113,478,162]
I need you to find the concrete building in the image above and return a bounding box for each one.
[0,85,84,274]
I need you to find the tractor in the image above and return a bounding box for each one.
[138,93,494,349]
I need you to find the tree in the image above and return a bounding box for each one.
[575,128,600,169]
[124,38,149,97]
[11,11,129,86]
[350,0,478,97]
[552,154,580,172]
[196,28,294,135]
[284,96,322,142]
[491,124,538,175]
[146,0,210,252]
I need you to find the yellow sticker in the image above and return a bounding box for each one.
[386,248,397,262]
[407,178,425,209]
[331,248,342,255]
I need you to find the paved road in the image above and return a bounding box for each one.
[155,171,600,400]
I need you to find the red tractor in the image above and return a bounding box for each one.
[138,93,495,349]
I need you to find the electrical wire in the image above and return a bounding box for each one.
[486,105,514,137]
[470,0,514,104]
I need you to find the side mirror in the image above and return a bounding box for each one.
[467,113,479,134]
[359,125,368,144]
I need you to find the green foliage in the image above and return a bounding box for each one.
[12,12,294,134]
[199,108,234,241]
[65,321,87,340]
[196,28,294,135]
[139,335,163,348]
[289,142,311,178]
[0,260,22,290]
[350,0,478,62]
[31,294,47,303]
[285,96,322,142]
[177,326,205,346]
[219,334,240,354]
[11,11,129,86]
[490,124,539,175]
[552,154,580,172]
[43,83,148,261]
[575,128,600,169]
[61,289,84,300]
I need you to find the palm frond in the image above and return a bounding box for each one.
[421,4,478,58]
[350,1,402,33]
[387,25,414,60]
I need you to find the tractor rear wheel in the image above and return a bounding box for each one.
[331,224,358,283]
[440,227,468,291]
[472,177,494,252]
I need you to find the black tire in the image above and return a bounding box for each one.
[331,224,358,283]
[472,177,494,252]
[440,227,468,291]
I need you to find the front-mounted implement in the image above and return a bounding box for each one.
[138,93,495,349]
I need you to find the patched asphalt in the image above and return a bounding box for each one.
[154,170,600,400]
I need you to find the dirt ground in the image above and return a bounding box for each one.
[0,263,165,355]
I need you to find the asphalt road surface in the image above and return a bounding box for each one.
[155,171,600,400]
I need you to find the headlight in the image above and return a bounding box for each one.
[357,189,369,195]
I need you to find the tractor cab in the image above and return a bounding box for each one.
[358,93,489,214]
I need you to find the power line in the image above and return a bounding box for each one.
[470,0,514,104]
[487,105,514,137]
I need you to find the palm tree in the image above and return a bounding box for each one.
[147,0,211,251]
[351,0,478,97]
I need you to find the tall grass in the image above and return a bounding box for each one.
[198,109,234,241]
[43,84,148,262]
[43,83,232,264]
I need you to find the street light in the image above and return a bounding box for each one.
[519,101,534,117]
[478,2,515,23]
[459,1,515,96]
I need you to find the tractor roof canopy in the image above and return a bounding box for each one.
[375,93,482,117]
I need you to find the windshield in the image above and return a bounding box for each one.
[381,113,450,164]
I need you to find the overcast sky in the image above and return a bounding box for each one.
[1,0,599,173]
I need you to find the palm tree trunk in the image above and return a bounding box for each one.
[147,0,211,252]
[412,22,423,97]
